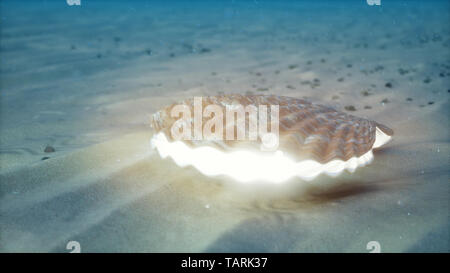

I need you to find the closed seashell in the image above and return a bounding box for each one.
[150,94,393,183]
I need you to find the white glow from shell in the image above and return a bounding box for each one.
[150,127,391,184]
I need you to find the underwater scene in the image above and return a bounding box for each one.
[0,0,449,253]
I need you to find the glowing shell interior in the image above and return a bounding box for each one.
[150,95,393,183]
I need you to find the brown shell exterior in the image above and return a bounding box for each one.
[151,94,393,164]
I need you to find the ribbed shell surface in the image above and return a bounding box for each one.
[151,94,393,163]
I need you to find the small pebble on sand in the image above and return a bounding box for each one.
[364,105,372,109]
[41,157,50,161]
[381,98,390,104]
[406,97,413,101]
[44,146,55,153]
[423,78,432,84]
[385,82,392,88]
[344,105,356,111]
[398,68,409,75]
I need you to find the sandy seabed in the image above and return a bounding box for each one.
[0,1,449,252]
